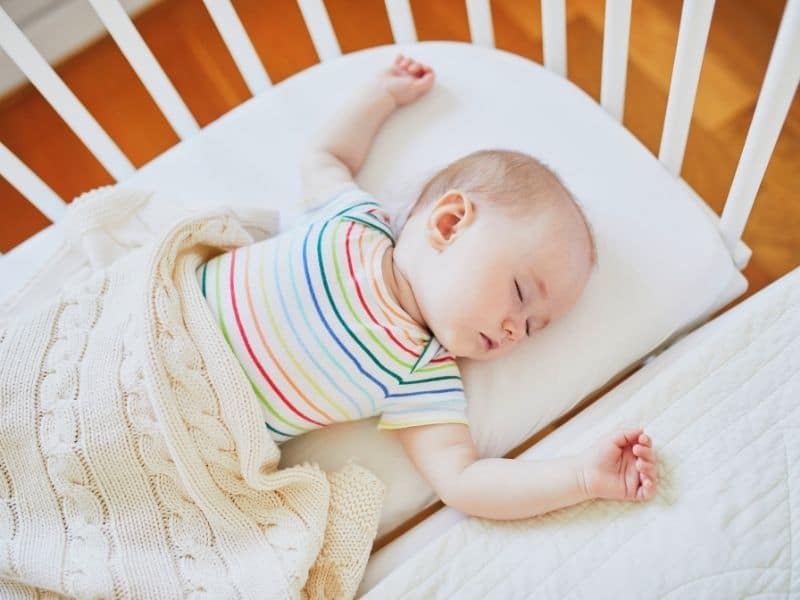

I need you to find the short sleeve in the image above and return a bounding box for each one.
[377,387,469,430]
[300,182,364,220]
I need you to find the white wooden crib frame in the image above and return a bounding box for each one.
[0,0,797,265]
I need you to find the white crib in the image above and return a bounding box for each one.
[0,1,798,598]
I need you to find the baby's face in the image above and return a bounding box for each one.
[410,196,593,360]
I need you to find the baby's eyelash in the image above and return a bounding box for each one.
[516,280,531,337]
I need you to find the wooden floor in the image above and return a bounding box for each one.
[1,0,798,307]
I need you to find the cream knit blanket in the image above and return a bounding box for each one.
[0,189,385,599]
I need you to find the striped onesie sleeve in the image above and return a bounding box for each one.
[376,332,469,430]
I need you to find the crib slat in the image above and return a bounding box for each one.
[87,0,199,140]
[600,0,632,122]
[466,0,495,48]
[385,0,418,44]
[720,0,800,255]
[541,0,567,76]
[658,0,715,175]
[296,0,341,61]
[202,0,271,95]
[0,8,134,181]
[0,142,66,222]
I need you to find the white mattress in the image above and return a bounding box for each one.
[360,265,800,598]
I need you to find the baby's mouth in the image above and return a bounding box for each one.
[480,332,498,351]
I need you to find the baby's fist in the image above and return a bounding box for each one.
[376,54,435,107]
[579,429,658,503]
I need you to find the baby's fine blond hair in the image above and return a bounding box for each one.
[407,149,598,267]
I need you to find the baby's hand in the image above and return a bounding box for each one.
[579,428,658,503]
[375,54,435,108]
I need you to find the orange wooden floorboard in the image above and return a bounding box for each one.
[0,0,797,288]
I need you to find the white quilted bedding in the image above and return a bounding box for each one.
[363,266,800,599]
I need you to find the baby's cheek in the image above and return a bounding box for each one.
[428,283,474,349]
[433,320,457,350]
[431,315,464,355]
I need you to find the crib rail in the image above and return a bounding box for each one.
[87,0,199,139]
[658,0,716,177]
[600,0,633,122]
[385,0,418,44]
[296,0,342,61]
[202,0,271,95]
[466,0,495,48]
[386,0,418,45]
[541,0,568,77]
[719,0,800,255]
[0,0,797,260]
[0,142,64,222]
[0,8,134,182]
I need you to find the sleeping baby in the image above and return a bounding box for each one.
[197,54,658,520]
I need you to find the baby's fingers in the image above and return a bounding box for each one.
[394,54,431,77]
[613,428,643,449]
[409,61,426,75]
[637,476,656,501]
[414,71,434,90]
[636,458,657,480]
[633,444,654,462]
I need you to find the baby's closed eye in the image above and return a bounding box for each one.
[514,279,531,337]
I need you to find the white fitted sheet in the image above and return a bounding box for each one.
[359,265,800,597]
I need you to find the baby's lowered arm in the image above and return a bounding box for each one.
[396,422,589,520]
[396,420,659,520]
[300,55,435,208]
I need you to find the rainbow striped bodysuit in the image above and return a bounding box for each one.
[197,183,469,444]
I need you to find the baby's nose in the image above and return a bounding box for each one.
[502,316,524,341]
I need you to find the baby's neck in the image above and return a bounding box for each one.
[381,248,427,330]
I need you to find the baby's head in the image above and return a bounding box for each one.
[393,149,597,361]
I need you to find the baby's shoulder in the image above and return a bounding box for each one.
[310,184,390,222]
[322,187,395,240]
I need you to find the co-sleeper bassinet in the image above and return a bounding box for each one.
[0,0,798,586]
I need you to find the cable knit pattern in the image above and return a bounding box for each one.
[0,189,385,599]
[37,274,123,598]
[0,460,17,581]
[119,311,240,598]
[0,325,14,583]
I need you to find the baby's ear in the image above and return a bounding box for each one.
[426,190,474,251]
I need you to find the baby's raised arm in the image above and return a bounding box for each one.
[397,422,658,520]
[300,55,435,209]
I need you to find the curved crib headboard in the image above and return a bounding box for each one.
[0,0,797,259]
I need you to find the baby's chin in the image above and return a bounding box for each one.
[463,338,521,361]
[460,346,512,361]
[460,352,494,362]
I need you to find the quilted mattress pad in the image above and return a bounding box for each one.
[363,266,800,598]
